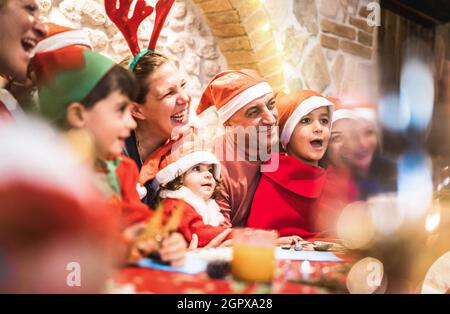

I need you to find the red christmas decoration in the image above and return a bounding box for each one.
[105,0,175,56]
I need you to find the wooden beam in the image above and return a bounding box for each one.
[381,0,441,27]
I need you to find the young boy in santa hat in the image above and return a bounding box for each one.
[36,47,187,265]
[246,90,335,239]
[151,140,232,248]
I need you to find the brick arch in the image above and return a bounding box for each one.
[193,0,286,91]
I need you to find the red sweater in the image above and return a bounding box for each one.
[161,198,231,248]
[246,153,329,239]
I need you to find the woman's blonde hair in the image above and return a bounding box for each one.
[119,52,169,105]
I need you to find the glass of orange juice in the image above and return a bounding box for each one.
[231,228,277,283]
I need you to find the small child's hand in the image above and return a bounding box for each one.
[276,235,304,246]
[189,229,232,249]
[159,232,187,267]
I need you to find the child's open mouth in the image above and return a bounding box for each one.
[170,108,188,124]
[310,139,323,150]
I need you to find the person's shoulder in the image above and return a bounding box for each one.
[115,155,140,177]
[117,155,138,167]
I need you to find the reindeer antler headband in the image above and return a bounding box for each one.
[105,0,175,70]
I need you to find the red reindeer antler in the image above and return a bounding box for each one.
[105,0,175,56]
[105,0,154,56]
[148,0,174,50]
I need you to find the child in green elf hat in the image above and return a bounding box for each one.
[37,49,187,266]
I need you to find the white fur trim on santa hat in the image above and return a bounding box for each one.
[159,186,225,227]
[217,82,273,124]
[34,30,92,54]
[280,96,334,147]
[332,108,377,124]
[152,151,221,191]
[332,109,357,124]
[353,108,377,123]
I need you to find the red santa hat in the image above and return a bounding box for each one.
[150,140,221,191]
[196,69,273,124]
[34,23,92,53]
[31,23,92,85]
[278,90,334,148]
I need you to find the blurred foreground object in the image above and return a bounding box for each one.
[0,118,117,293]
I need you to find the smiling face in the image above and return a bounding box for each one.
[347,119,378,174]
[227,93,278,129]
[182,163,217,201]
[226,93,278,156]
[81,91,137,160]
[327,118,378,174]
[135,62,190,139]
[0,0,46,82]
[327,119,354,170]
[286,106,331,166]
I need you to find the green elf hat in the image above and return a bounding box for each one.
[39,50,115,122]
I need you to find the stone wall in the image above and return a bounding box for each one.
[36,0,381,105]
[263,0,380,102]
[192,0,380,102]
[36,0,228,104]
[193,0,287,91]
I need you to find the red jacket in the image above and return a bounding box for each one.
[161,198,231,248]
[100,155,152,230]
[246,153,329,239]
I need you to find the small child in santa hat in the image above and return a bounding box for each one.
[247,90,335,239]
[152,141,301,248]
[36,46,187,265]
[152,140,232,248]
